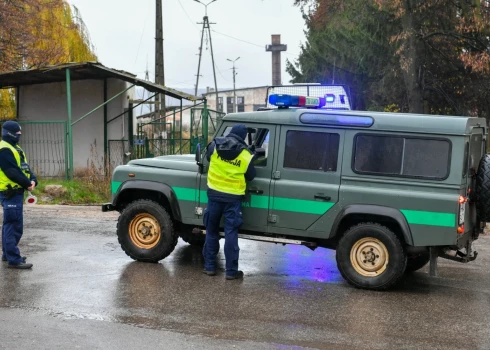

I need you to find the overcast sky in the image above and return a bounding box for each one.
[68,0,306,95]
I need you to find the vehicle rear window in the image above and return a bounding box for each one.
[354,135,451,179]
[284,131,340,172]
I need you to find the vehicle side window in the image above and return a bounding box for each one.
[354,135,451,179]
[284,130,340,172]
[221,126,270,167]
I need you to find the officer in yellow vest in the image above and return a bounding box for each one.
[0,121,37,269]
[203,124,256,280]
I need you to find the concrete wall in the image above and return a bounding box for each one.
[18,79,132,173]
[204,87,269,113]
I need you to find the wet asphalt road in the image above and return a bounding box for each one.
[1,206,490,350]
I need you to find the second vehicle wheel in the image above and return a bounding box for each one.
[180,232,206,246]
[476,154,490,222]
[405,251,430,273]
[117,199,178,263]
[336,223,407,291]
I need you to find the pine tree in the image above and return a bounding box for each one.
[290,0,490,117]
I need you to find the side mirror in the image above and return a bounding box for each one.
[195,143,202,163]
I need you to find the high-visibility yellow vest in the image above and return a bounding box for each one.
[207,148,253,196]
[0,140,30,191]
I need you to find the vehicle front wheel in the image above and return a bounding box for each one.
[336,223,407,291]
[117,200,178,263]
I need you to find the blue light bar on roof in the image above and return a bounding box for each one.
[268,94,326,108]
[269,94,299,106]
[300,113,374,127]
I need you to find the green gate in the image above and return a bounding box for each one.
[0,120,68,179]
[189,107,225,153]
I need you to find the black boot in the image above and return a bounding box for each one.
[7,262,33,269]
[2,256,26,263]
[226,271,244,280]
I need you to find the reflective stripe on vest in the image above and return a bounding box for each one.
[207,148,253,196]
[0,140,30,191]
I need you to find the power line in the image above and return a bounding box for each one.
[211,29,299,57]
[216,65,230,81]
[211,29,263,48]
[132,5,151,70]
[176,0,200,31]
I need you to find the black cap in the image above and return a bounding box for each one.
[2,121,21,133]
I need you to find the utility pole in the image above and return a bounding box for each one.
[227,57,240,113]
[155,0,166,134]
[194,0,219,109]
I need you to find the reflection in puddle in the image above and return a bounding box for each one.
[280,245,343,285]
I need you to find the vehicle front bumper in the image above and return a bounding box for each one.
[101,203,115,212]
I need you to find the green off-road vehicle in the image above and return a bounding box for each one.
[103,90,490,290]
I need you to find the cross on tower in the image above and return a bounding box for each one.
[265,34,287,86]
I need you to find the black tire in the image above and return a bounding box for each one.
[405,252,430,273]
[336,223,407,291]
[180,232,206,246]
[117,200,178,263]
[476,154,490,222]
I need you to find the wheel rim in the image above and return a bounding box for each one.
[129,213,161,249]
[350,237,389,277]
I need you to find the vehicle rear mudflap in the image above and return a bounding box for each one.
[427,234,478,277]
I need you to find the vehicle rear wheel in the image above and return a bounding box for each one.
[405,251,430,273]
[336,223,407,290]
[476,154,490,222]
[117,200,178,262]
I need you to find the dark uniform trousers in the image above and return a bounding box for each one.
[1,191,24,265]
[203,199,243,276]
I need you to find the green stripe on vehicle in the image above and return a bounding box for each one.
[271,197,335,215]
[250,195,269,209]
[173,187,199,202]
[401,209,456,228]
[129,186,456,227]
[173,186,333,215]
[111,181,122,194]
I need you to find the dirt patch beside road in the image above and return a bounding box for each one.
[23,204,119,221]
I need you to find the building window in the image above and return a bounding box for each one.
[227,97,234,114]
[353,135,451,179]
[237,96,245,112]
[218,97,223,112]
[284,131,340,172]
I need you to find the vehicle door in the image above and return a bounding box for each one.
[268,126,344,236]
[199,122,276,232]
[463,127,485,232]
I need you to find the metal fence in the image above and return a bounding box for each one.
[0,121,68,179]
[108,140,131,169]
[132,138,192,159]
[189,107,225,152]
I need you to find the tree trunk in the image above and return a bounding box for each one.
[400,0,424,114]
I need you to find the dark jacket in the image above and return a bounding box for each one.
[0,138,37,190]
[206,133,256,202]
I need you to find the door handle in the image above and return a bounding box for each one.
[248,189,264,194]
[314,194,331,201]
